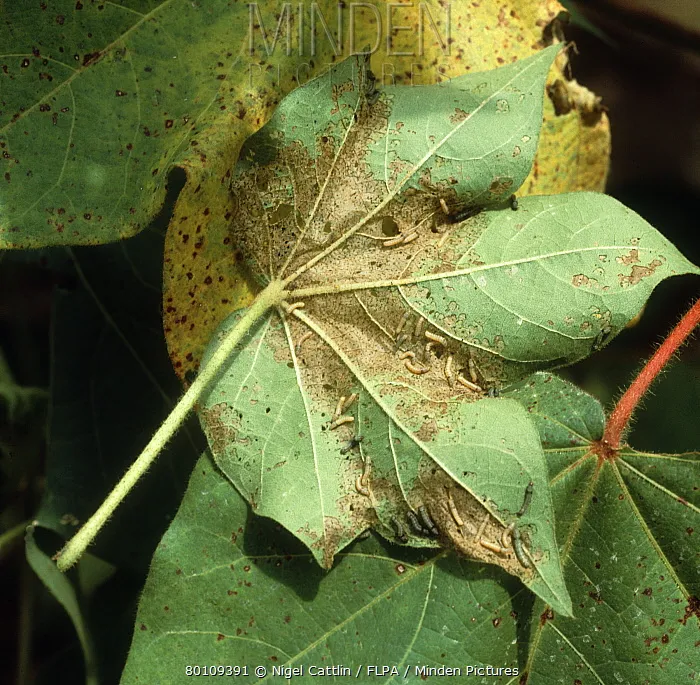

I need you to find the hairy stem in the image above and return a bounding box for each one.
[55,280,286,571]
[604,297,700,450]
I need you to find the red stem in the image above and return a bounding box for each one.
[604,297,700,450]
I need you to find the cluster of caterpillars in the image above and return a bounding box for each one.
[466,482,534,569]
[338,403,534,569]
[385,482,534,569]
[338,421,442,541]
[374,176,519,252]
[390,505,439,543]
[329,392,358,431]
[329,395,370,497]
[377,196,484,251]
[393,309,492,394]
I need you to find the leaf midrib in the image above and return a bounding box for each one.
[290,307,571,612]
[292,243,673,301]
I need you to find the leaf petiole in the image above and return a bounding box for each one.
[55,279,286,571]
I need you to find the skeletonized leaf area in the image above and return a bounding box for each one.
[197,50,697,613]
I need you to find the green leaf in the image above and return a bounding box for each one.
[161,4,612,385]
[200,309,570,612]
[125,374,699,683]
[504,371,606,473]
[0,1,426,249]
[403,192,700,377]
[122,453,536,684]
[508,372,700,682]
[197,48,695,605]
[200,49,567,584]
[26,525,99,685]
[233,45,561,283]
[0,1,286,248]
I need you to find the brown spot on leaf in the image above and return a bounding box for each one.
[82,52,101,67]
[680,596,700,625]
[539,608,554,625]
[489,176,513,196]
[450,108,468,124]
[619,259,663,287]
[201,402,240,460]
[616,249,640,266]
